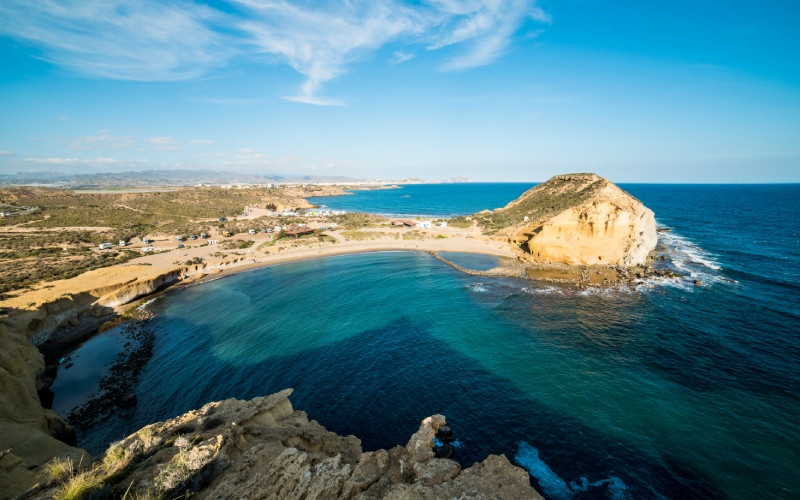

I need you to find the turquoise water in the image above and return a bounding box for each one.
[54,184,800,499]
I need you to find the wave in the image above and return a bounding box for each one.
[136,296,160,310]
[522,286,568,296]
[467,283,488,293]
[514,441,629,500]
[655,230,733,288]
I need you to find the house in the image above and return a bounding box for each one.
[329,223,339,229]
[283,226,315,237]
[141,246,155,253]
[392,219,417,227]
[274,226,282,232]
[415,220,431,229]
[99,243,113,250]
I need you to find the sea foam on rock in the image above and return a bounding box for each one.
[27,389,544,499]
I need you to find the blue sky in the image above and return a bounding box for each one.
[0,0,798,182]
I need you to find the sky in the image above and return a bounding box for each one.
[0,0,798,183]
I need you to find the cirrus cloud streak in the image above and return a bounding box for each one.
[0,0,548,104]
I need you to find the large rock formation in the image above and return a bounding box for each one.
[26,389,543,500]
[0,264,182,498]
[480,174,657,266]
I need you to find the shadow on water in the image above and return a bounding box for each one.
[75,314,723,500]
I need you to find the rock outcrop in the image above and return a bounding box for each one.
[27,389,543,500]
[482,174,657,266]
[0,264,182,498]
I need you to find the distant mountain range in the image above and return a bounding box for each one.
[0,169,367,188]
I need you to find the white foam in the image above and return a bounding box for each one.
[653,230,731,288]
[137,297,159,310]
[468,283,488,293]
[515,441,630,500]
[522,286,567,296]
[577,285,635,298]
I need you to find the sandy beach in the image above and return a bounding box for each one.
[0,223,516,315]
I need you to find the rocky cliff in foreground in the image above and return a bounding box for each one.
[476,174,657,266]
[0,264,183,498]
[24,389,543,500]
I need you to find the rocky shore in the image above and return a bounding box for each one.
[23,389,544,499]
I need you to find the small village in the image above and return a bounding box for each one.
[93,202,447,257]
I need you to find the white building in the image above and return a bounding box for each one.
[415,220,431,229]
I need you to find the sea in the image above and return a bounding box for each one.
[51,183,800,499]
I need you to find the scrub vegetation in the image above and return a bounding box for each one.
[0,186,314,299]
[472,174,605,234]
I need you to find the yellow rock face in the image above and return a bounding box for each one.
[498,174,657,266]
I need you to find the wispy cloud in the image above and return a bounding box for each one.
[0,1,230,81]
[188,139,213,145]
[234,0,423,105]
[0,150,13,156]
[24,156,149,169]
[189,97,264,106]
[25,157,81,165]
[0,0,549,104]
[70,132,134,151]
[428,0,551,71]
[389,50,415,64]
[147,136,182,151]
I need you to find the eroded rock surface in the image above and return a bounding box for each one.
[487,173,657,266]
[28,390,544,500]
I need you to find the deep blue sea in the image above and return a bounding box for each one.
[307,182,533,217]
[53,184,800,499]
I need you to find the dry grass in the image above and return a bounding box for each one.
[54,471,103,500]
[341,230,388,241]
[43,456,77,484]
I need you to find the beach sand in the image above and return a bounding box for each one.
[0,224,515,314]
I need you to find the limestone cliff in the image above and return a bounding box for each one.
[0,264,182,498]
[479,173,657,266]
[26,389,544,500]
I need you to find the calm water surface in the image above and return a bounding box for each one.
[54,184,800,499]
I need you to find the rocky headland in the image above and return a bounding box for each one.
[471,173,663,286]
[478,173,657,267]
[21,389,544,499]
